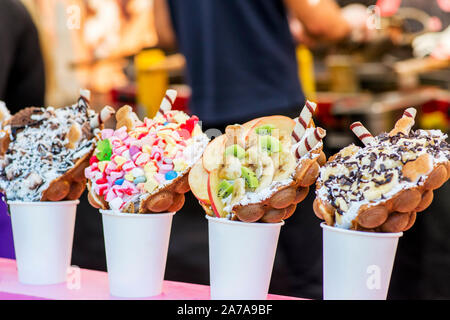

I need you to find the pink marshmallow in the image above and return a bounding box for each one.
[94,183,109,196]
[123,136,135,146]
[111,185,123,195]
[105,189,117,202]
[140,135,156,147]
[110,171,124,181]
[135,153,150,166]
[105,162,117,174]
[159,164,173,173]
[144,118,154,128]
[84,167,94,180]
[157,140,166,149]
[121,181,138,195]
[90,162,99,171]
[114,145,128,156]
[122,160,136,172]
[114,127,128,140]
[93,171,104,181]
[101,129,114,140]
[131,151,143,162]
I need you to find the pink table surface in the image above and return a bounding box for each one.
[0,258,300,300]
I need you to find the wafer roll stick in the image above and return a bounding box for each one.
[158,89,177,114]
[77,89,91,111]
[403,107,417,118]
[225,124,245,147]
[350,122,375,146]
[295,127,326,158]
[389,107,417,136]
[80,89,91,101]
[292,100,317,142]
[90,106,115,129]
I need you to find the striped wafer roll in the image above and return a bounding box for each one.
[78,89,114,128]
[350,121,375,146]
[295,127,326,158]
[79,89,91,102]
[78,89,91,111]
[403,107,417,119]
[292,100,317,142]
[90,105,115,128]
[158,89,177,114]
[389,107,417,136]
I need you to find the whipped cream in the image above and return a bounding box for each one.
[0,102,98,201]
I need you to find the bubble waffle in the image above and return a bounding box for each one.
[0,101,11,125]
[0,101,11,155]
[85,90,210,213]
[190,101,327,223]
[314,108,450,232]
[0,91,115,202]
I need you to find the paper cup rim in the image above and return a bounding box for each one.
[206,214,285,228]
[100,209,176,218]
[320,222,403,238]
[7,200,80,206]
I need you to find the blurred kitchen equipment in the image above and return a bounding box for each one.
[134,49,185,118]
[326,55,359,93]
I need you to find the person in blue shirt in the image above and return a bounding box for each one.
[153,0,355,299]
[155,0,351,127]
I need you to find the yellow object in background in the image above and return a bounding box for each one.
[296,45,316,102]
[135,49,169,118]
[420,111,448,132]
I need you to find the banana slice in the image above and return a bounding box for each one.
[231,178,245,205]
[271,152,280,174]
[273,151,296,181]
[256,154,274,192]
[279,130,292,153]
[219,156,242,180]
[363,170,399,201]
[245,145,258,166]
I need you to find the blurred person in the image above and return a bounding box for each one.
[0,0,45,259]
[154,0,369,299]
[155,0,352,127]
[0,0,45,113]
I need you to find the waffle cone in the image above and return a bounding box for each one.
[314,155,450,233]
[232,147,324,223]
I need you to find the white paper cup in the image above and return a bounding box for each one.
[9,200,79,285]
[207,215,284,300]
[100,210,175,298]
[321,222,402,300]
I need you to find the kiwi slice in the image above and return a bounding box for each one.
[224,144,245,159]
[255,124,275,135]
[258,135,281,155]
[241,166,259,189]
[218,180,234,199]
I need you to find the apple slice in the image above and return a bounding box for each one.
[202,134,226,172]
[207,169,228,218]
[188,160,211,204]
[243,118,261,129]
[245,115,295,142]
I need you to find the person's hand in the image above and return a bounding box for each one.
[412,26,450,60]
[340,4,377,43]
[288,16,317,47]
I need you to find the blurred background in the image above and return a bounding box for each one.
[0,0,449,299]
